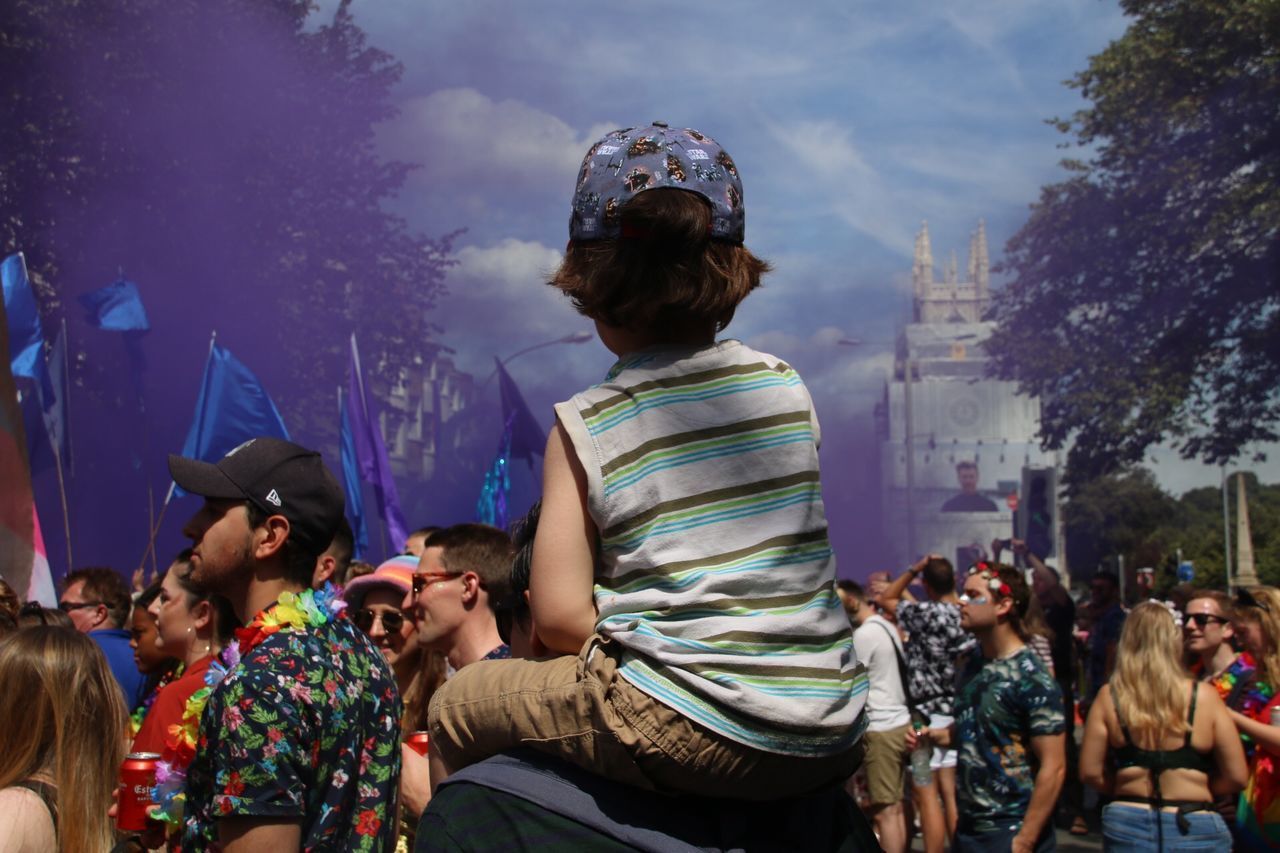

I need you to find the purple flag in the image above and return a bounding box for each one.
[347,334,408,552]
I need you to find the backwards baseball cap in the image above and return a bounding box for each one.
[569,122,745,244]
[168,437,344,557]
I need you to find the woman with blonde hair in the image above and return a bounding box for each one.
[0,626,128,852]
[1225,586,1280,847]
[1081,601,1246,850]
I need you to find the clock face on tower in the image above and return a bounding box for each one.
[948,396,981,428]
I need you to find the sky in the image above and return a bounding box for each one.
[314,0,1278,545]
[20,0,1275,585]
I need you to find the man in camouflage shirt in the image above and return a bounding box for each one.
[910,563,1065,853]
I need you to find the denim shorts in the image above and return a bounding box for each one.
[1101,803,1231,851]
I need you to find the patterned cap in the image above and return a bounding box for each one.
[569,122,745,244]
[343,555,417,609]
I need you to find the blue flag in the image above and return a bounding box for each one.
[2,253,44,381]
[339,391,370,560]
[494,359,545,469]
[347,334,409,552]
[78,279,151,332]
[174,341,289,495]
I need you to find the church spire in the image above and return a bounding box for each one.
[913,221,933,295]
[974,218,990,297]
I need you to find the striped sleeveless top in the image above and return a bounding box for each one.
[554,340,867,756]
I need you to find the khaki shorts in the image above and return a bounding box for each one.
[428,635,863,801]
[861,725,909,805]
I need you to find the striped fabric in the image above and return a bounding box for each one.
[554,340,867,756]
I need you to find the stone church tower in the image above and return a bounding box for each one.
[912,220,990,323]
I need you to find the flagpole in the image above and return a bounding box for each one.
[61,318,73,476]
[134,332,215,577]
[51,442,73,568]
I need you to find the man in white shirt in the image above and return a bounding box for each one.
[850,583,911,853]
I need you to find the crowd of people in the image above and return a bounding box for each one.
[833,542,1280,852]
[0,120,1275,853]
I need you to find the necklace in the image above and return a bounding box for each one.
[149,585,346,831]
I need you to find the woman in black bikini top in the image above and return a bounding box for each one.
[1080,602,1247,851]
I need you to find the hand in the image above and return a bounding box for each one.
[132,566,146,594]
[1011,539,1029,555]
[905,726,930,751]
[1011,831,1035,853]
[400,743,433,819]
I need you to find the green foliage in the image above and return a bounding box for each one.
[987,0,1280,483]
[0,0,455,442]
[1064,467,1280,592]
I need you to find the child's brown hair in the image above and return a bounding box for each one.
[550,188,770,339]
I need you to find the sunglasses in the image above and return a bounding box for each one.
[350,608,407,634]
[411,571,463,597]
[1237,588,1271,613]
[1185,613,1229,629]
[58,600,102,613]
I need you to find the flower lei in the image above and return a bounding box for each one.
[129,663,185,737]
[149,585,347,830]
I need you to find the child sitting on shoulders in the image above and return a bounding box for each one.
[427,122,866,800]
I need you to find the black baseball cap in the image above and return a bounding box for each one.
[168,437,344,557]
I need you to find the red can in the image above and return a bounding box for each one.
[406,731,430,757]
[117,752,160,832]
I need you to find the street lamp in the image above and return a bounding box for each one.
[479,330,594,389]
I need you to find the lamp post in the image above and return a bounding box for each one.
[479,330,594,390]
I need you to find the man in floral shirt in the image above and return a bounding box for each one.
[169,438,401,852]
[881,555,973,846]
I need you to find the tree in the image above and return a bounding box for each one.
[0,0,455,443]
[987,0,1280,484]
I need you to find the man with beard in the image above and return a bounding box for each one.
[169,437,400,852]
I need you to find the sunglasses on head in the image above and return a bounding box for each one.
[411,571,463,597]
[1185,612,1229,629]
[1236,588,1271,613]
[350,608,406,634]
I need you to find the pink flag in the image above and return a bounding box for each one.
[26,505,55,606]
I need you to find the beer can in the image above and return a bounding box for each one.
[1271,706,1280,727]
[406,731,431,757]
[117,752,160,832]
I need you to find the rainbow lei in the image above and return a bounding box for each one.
[129,663,184,737]
[149,585,347,831]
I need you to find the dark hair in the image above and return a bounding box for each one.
[506,502,540,637]
[835,579,864,600]
[245,501,315,587]
[0,579,18,620]
[956,460,978,472]
[1092,571,1120,591]
[134,577,165,610]
[921,556,955,596]
[17,603,74,629]
[551,188,770,338]
[62,567,132,628]
[325,517,354,577]
[430,523,514,609]
[342,561,376,584]
[989,564,1032,639]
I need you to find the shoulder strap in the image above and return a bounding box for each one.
[15,779,57,823]
[1185,681,1199,745]
[871,620,923,720]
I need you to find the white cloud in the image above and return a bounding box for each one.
[380,88,613,195]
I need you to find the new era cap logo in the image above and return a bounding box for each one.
[265,489,282,507]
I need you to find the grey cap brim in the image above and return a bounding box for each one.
[168,454,247,500]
